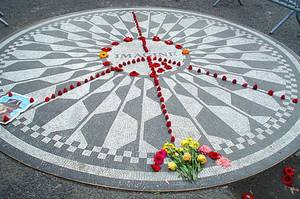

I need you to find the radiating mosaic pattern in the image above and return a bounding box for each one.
[0,8,300,191]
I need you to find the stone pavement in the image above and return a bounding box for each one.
[0,0,300,198]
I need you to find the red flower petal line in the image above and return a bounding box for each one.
[58,90,63,96]
[242,83,248,88]
[51,94,56,99]
[63,88,68,93]
[197,69,201,73]
[188,65,192,70]
[70,84,75,90]
[168,128,172,134]
[213,73,218,78]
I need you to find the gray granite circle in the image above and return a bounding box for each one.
[0,8,300,191]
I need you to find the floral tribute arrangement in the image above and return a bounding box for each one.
[151,137,231,182]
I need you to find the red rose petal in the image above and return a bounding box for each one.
[157,87,161,91]
[161,104,166,109]
[232,79,237,84]
[283,167,295,177]
[63,88,68,93]
[242,83,248,88]
[241,192,254,199]
[222,76,227,81]
[157,92,162,97]
[157,68,165,73]
[281,175,293,187]
[197,69,201,73]
[90,76,94,81]
[101,47,111,52]
[137,58,141,62]
[160,97,164,102]
[253,84,258,90]
[165,65,172,70]
[123,37,133,42]
[141,57,145,62]
[177,62,181,67]
[280,94,285,100]
[165,40,173,45]
[208,151,221,160]
[129,71,140,77]
[166,121,171,127]
[206,71,210,75]
[95,73,100,78]
[188,65,192,70]
[29,97,35,103]
[8,92,13,97]
[168,128,172,134]
[101,71,105,76]
[213,73,218,78]
[175,44,183,49]
[70,84,75,90]
[162,109,167,114]
[106,69,111,73]
[152,63,160,68]
[45,97,50,102]
[103,61,111,67]
[171,136,175,143]
[165,114,169,120]
[292,98,298,104]
[77,81,81,86]
[268,90,274,96]
[57,90,63,96]
[84,79,88,83]
[51,94,56,99]
[2,115,9,123]
[152,36,160,41]
[111,41,119,46]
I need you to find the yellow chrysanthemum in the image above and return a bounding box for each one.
[168,162,177,171]
[163,142,175,154]
[189,140,200,149]
[183,152,192,161]
[99,51,108,59]
[197,154,207,165]
[180,139,189,147]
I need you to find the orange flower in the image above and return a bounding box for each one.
[182,48,190,55]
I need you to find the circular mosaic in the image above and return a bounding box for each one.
[0,8,300,191]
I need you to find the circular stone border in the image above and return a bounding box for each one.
[0,7,300,191]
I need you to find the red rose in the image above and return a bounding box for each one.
[208,151,221,160]
[292,98,298,104]
[175,44,182,49]
[165,40,173,45]
[101,47,111,52]
[129,71,140,77]
[241,192,254,199]
[232,79,237,84]
[2,115,9,122]
[222,76,227,81]
[170,136,175,143]
[281,175,293,187]
[29,97,35,103]
[103,61,111,67]
[123,37,133,42]
[111,41,119,46]
[151,164,161,172]
[156,149,167,159]
[267,90,274,96]
[153,153,165,165]
[152,36,160,41]
[283,167,295,177]
[242,83,248,88]
[252,84,258,90]
[280,94,285,100]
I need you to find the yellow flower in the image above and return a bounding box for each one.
[182,48,190,55]
[183,152,192,161]
[163,142,175,154]
[99,51,108,59]
[180,139,189,147]
[197,154,207,165]
[187,137,193,142]
[168,162,177,171]
[189,140,200,149]
[177,147,184,153]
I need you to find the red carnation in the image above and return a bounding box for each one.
[241,192,254,199]
[292,98,298,104]
[166,121,171,127]
[151,164,161,172]
[45,97,50,102]
[143,46,149,52]
[168,128,172,134]
[57,90,63,96]
[268,90,274,96]
[70,84,75,90]
[175,44,182,49]
[111,41,119,46]
[29,97,35,103]
[51,94,56,99]
[63,88,68,93]
[208,151,221,160]
[129,71,140,77]
[283,166,295,177]
[280,94,285,100]
[165,40,173,45]
[2,115,9,123]
[103,61,111,67]
[153,153,165,165]
[171,135,175,143]
[101,47,111,52]
[252,84,258,90]
[77,81,81,86]
[206,71,210,75]
[222,76,227,81]
[123,37,133,42]
[242,83,248,88]
[160,97,164,102]
[213,73,218,78]
[152,36,160,41]
[281,175,293,187]
[197,69,201,73]
[232,79,237,84]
